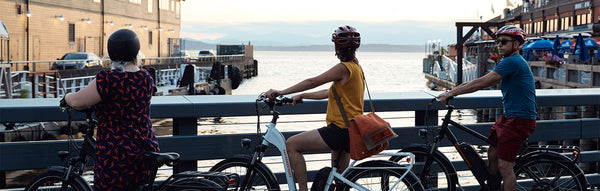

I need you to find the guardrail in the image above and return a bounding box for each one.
[0,89,599,188]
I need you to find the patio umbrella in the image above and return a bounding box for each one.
[583,38,599,49]
[551,35,563,58]
[523,39,553,51]
[561,39,574,52]
[575,33,591,62]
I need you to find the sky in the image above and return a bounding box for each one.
[180,0,520,46]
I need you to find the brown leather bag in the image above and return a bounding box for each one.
[332,80,397,160]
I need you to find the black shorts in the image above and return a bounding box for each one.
[317,123,350,153]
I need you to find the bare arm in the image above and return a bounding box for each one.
[65,79,102,110]
[439,71,502,105]
[291,89,329,104]
[266,63,349,99]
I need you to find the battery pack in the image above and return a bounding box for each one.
[458,142,489,184]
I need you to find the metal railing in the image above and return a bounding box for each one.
[0,89,599,189]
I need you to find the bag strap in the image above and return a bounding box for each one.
[331,63,374,128]
[332,84,351,128]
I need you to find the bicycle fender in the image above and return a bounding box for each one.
[46,166,92,190]
[219,154,279,185]
[394,144,459,184]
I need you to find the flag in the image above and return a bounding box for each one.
[506,0,514,7]
[491,3,495,14]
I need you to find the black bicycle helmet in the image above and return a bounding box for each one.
[107,29,140,62]
[332,25,360,49]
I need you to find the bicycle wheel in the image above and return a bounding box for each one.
[24,170,89,191]
[514,157,587,191]
[210,156,280,191]
[390,146,458,191]
[164,178,223,191]
[337,160,425,191]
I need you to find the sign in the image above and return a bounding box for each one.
[575,1,591,10]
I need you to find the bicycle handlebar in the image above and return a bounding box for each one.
[257,93,293,108]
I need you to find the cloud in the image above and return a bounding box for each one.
[181,32,227,41]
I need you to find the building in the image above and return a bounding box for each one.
[487,0,599,39]
[0,0,183,70]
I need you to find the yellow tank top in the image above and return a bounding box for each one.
[326,60,365,129]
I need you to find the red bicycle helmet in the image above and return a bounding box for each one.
[495,25,525,44]
[332,25,361,49]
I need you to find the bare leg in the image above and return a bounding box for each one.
[488,146,498,176]
[286,130,330,191]
[497,159,516,191]
[331,150,350,173]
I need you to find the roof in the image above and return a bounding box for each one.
[0,20,8,40]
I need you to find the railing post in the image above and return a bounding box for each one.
[172,117,197,173]
[415,110,438,126]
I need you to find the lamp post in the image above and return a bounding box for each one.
[428,40,431,54]
[25,0,30,71]
[438,39,442,55]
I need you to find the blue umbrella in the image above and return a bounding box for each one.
[576,33,591,62]
[551,35,563,58]
[523,39,553,51]
[560,40,573,52]
[583,38,598,49]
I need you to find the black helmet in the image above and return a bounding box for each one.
[107,29,140,62]
[332,25,360,49]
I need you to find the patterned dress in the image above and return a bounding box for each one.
[93,69,160,190]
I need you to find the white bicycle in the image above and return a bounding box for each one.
[210,94,425,191]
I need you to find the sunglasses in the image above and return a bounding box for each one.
[495,38,511,45]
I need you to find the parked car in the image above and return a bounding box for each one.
[51,52,102,70]
[198,50,216,57]
[174,51,191,59]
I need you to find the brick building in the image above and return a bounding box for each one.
[0,0,183,68]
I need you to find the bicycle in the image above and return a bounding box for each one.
[25,106,237,191]
[389,98,589,191]
[209,94,425,191]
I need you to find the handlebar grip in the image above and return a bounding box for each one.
[280,97,293,104]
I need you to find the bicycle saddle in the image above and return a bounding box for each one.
[144,151,181,166]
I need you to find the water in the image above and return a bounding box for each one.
[186,50,433,134]
[232,51,428,95]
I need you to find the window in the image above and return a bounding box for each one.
[69,24,75,42]
[93,0,100,3]
[148,0,153,13]
[587,13,592,24]
[129,0,141,4]
[175,1,180,18]
[149,31,153,49]
[171,1,174,11]
[160,0,168,10]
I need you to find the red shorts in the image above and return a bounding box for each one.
[489,114,536,162]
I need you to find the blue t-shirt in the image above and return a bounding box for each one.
[492,53,537,120]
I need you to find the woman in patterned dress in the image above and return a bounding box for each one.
[62,29,159,190]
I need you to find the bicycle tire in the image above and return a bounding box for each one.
[390,145,458,191]
[514,153,587,191]
[336,160,425,191]
[163,178,223,191]
[209,156,280,191]
[24,170,90,191]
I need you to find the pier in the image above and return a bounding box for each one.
[0,89,599,189]
[0,46,257,98]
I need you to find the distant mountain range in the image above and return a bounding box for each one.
[180,38,425,52]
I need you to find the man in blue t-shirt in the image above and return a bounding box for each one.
[439,25,537,191]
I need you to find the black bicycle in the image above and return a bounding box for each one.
[389,99,589,191]
[25,106,236,191]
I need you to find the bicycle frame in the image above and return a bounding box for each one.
[248,100,417,191]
